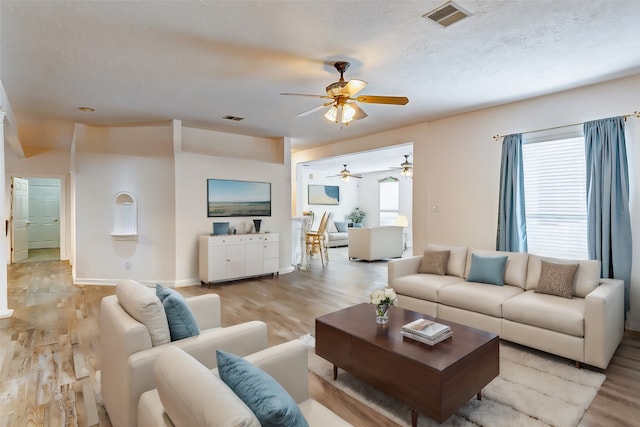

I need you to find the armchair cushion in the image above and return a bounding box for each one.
[155,346,260,427]
[334,221,349,232]
[156,285,200,341]
[217,349,309,427]
[116,280,170,346]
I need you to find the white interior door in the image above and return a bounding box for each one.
[12,177,29,263]
[28,182,60,249]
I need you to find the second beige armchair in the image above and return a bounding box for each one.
[348,226,404,261]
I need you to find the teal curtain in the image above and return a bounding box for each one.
[584,116,632,314]
[497,133,528,252]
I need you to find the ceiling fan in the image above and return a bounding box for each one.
[281,61,409,125]
[389,154,413,177]
[326,164,363,182]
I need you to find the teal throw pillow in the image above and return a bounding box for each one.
[466,253,508,286]
[155,285,200,341]
[216,350,309,427]
[334,221,348,232]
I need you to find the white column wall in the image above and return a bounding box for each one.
[0,112,12,318]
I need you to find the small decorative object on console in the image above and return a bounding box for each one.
[370,287,397,324]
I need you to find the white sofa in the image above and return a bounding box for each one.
[326,220,350,247]
[388,244,625,369]
[138,340,352,427]
[100,281,269,427]
[348,226,404,261]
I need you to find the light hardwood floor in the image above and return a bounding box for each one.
[0,248,638,426]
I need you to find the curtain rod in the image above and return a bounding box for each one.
[492,110,640,141]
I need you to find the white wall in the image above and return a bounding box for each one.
[174,125,292,285]
[72,123,177,285]
[294,73,640,329]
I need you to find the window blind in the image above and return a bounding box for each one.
[521,137,589,259]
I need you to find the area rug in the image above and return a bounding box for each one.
[301,334,605,427]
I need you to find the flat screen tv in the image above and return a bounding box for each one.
[308,184,340,205]
[207,179,271,217]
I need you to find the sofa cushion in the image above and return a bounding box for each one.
[465,249,529,289]
[217,350,309,427]
[526,255,601,297]
[426,244,468,278]
[334,221,348,232]
[438,282,523,317]
[418,250,450,275]
[466,253,508,286]
[116,279,170,347]
[154,346,260,427]
[534,261,579,299]
[156,285,200,341]
[502,290,585,337]
[392,274,463,302]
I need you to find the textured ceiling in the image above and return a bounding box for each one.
[2,0,640,156]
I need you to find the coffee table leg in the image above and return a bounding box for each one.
[333,365,338,380]
[477,391,482,400]
[411,409,418,427]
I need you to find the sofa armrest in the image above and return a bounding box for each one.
[123,321,268,427]
[242,340,310,404]
[186,294,221,330]
[388,256,422,283]
[584,279,625,369]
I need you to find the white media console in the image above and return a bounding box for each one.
[198,233,279,284]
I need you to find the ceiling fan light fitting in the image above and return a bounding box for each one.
[401,167,413,177]
[324,106,338,122]
[342,103,356,123]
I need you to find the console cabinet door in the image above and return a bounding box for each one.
[245,237,264,276]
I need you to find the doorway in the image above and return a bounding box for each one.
[11,177,62,263]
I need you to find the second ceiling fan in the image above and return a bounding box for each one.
[281,61,409,125]
[327,164,363,182]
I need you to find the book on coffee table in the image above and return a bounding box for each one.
[402,318,451,340]
[401,329,453,346]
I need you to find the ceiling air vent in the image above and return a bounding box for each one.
[222,115,244,121]
[422,1,471,28]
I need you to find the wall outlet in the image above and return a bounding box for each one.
[125,261,131,269]
[431,205,440,212]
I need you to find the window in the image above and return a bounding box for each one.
[521,136,588,259]
[379,180,399,225]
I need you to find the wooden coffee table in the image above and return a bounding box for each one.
[315,303,499,426]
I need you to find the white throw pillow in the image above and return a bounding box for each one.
[116,279,170,346]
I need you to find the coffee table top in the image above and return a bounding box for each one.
[316,303,498,372]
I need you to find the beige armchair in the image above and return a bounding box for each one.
[348,226,404,261]
[100,283,268,427]
[138,340,352,426]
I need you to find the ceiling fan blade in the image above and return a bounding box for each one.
[351,175,363,178]
[355,95,409,105]
[296,101,334,117]
[281,93,333,99]
[342,79,367,97]
[350,102,368,120]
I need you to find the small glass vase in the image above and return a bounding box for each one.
[375,304,391,324]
